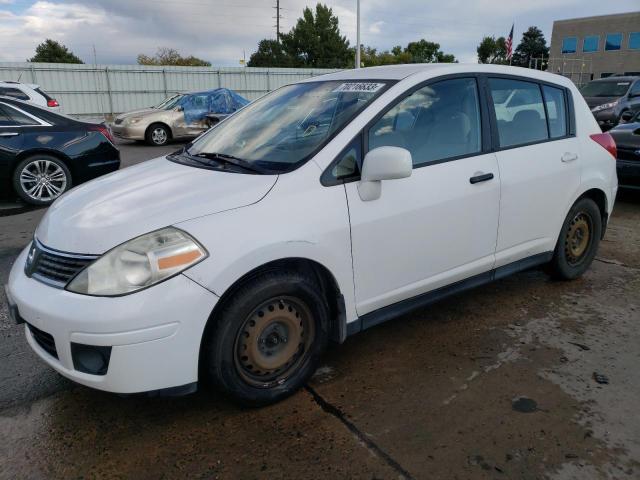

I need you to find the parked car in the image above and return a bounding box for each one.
[0,81,60,110]
[6,64,617,406]
[580,76,640,130]
[610,109,640,189]
[111,88,249,146]
[0,96,119,205]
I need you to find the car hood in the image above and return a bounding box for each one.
[583,96,620,109]
[114,108,158,121]
[36,157,278,254]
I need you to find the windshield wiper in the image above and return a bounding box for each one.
[188,151,270,174]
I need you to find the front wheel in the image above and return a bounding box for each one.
[145,124,170,146]
[203,271,329,406]
[549,197,602,280]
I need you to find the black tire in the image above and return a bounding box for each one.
[12,154,72,206]
[203,271,330,406]
[549,197,602,280]
[145,123,170,146]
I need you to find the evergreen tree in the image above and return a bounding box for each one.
[29,39,83,64]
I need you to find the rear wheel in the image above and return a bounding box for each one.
[12,154,71,205]
[203,271,329,406]
[145,123,170,146]
[549,197,602,280]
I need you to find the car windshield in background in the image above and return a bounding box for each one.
[182,81,389,172]
[580,81,631,97]
[155,94,185,110]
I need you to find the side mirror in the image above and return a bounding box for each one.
[175,105,184,112]
[358,146,412,201]
[620,110,634,122]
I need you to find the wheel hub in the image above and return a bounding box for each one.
[235,297,313,387]
[19,159,66,201]
[565,213,591,264]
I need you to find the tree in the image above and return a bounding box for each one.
[477,36,508,64]
[247,39,294,67]
[512,27,549,69]
[137,47,211,67]
[248,3,351,68]
[29,39,83,63]
[280,4,352,68]
[405,39,456,63]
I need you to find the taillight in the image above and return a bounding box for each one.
[590,133,616,159]
[47,99,59,108]
[90,124,115,144]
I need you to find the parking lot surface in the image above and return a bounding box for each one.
[1,141,639,479]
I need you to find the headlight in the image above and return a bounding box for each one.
[66,227,207,296]
[128,117,143,124]
[592,101,617,112]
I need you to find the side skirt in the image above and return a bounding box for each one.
[346,252,553,338]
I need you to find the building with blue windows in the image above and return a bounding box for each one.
[549,11,640,86]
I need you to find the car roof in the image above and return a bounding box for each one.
[298,63,576,87]
[0,81,38,89]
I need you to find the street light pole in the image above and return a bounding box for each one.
[355,0,361,68]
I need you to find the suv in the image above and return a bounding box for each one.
[0,81,60,110]
[6,65,618,406]
[580,76,640,130]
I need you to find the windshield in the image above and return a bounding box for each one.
[155,94,185,110]
[580,81,631,97]
[184,80,389,172]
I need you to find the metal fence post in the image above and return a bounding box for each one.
[266,70,270,91]
[104,67,114,117]
[162,68,168,97]
[217,70,222,89]
[30,64,37,83]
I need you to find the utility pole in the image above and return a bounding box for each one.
[355,0,361,68]
[273,0,282,42]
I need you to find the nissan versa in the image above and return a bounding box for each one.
[6,65,618,405]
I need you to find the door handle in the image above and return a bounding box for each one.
[469,172,494,184]
[561,152,578,163]
[0,132,20,137]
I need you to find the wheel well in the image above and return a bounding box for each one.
[146,122,172,139]
[13,149,74,181]
[202,258,345,353]
[578,188,608,238]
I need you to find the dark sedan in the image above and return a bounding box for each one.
[610,110,640,189]
[0,96,120,205]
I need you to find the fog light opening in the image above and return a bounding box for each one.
[71,343,112,376]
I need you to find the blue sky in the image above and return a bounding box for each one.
[1,0,638,65]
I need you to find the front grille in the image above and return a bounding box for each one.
[114,118,123,125]
[25,240,98,288]
[618,148,640,162]
[27,323,58,359]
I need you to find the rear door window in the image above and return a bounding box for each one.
[0,87,30,101]
[488,78,548,148]
[1,104,41,126]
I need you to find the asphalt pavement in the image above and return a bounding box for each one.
[1,141,639,479]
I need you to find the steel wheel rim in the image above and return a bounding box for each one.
[19,159,67,202]
[234,296,315,388]
[565,212,592,266]
[151,127,167,144]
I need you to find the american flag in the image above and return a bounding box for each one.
[506,24,514,61]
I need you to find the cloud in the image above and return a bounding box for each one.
[0,0,639,65]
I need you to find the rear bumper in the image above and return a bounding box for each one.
[617,158,640,188]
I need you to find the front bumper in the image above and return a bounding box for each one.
[111,122,146,141]
[7,246,218,394]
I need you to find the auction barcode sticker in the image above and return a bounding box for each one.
[333,82,385,93]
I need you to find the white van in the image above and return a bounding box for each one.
[6,64,618,405]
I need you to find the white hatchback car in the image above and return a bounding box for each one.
[0,81,60,110]
[6,64,618,405]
